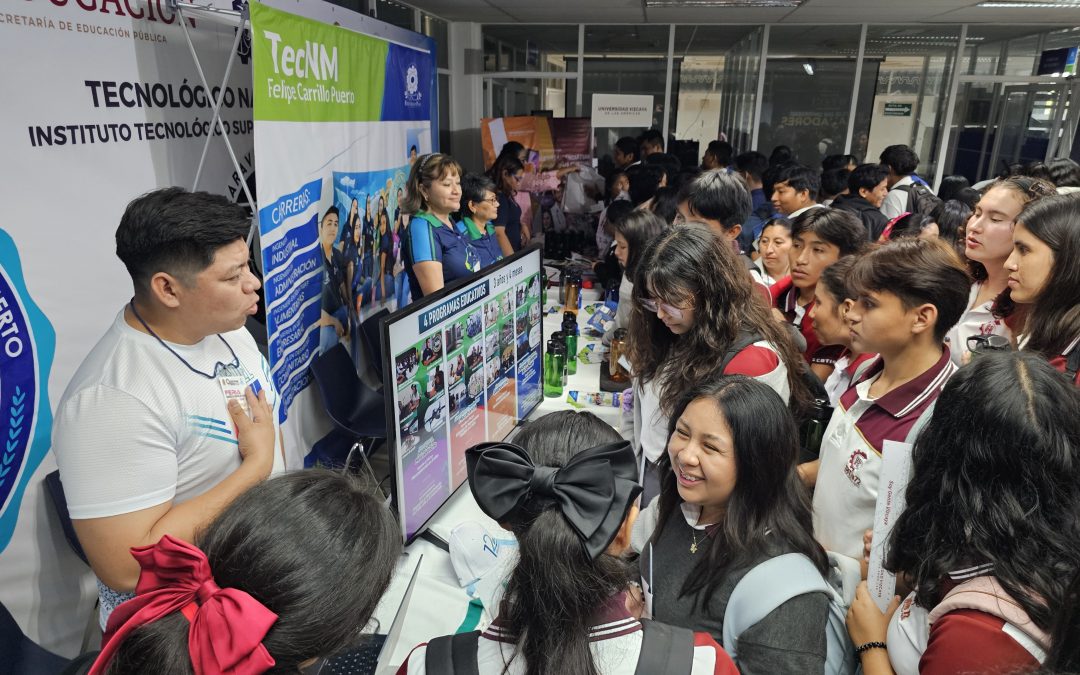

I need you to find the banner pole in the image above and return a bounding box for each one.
[176,4,258,216]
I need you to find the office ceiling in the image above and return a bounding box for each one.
[401,0,1080,24]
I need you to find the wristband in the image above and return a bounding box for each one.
[855,641,888,655]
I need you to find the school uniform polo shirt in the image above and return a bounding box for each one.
[459,217,504,269]
[404,212,482,300]
[945,283,1012,366]
[771,277,845,368]
[812,350,957,560]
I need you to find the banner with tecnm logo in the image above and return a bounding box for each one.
[249,3,436,466]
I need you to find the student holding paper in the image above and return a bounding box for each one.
[845,352,1080,675]
[801,239,970,566]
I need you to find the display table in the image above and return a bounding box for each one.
[372,287,629,673]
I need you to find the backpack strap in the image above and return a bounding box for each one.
[424,631,481,675]
[719,330,764,373]
[903,400,937,446]
[722,553,830,662]
[1065,343,1080,382]
[634,620,696,675]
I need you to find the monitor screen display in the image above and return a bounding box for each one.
[382,246,544,543]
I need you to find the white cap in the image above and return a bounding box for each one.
[448,521,516,588]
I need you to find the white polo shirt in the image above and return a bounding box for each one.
[812,350,956,560]
[945,283,1012,366]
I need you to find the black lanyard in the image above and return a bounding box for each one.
[129,300,240,380]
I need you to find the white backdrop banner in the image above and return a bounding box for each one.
[0,0,253,655]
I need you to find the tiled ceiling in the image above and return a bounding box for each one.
[401,0,1080,24]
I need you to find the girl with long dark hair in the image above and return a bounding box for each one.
[608,207,666,333]
[488,153,526,256]
[635,376,831,673]
[846,352,1080,675]
[946,175,1055,365]
[399,411,737,675]
[95,470,401,674]
[996,192,1080,385]
[627,223,809,500]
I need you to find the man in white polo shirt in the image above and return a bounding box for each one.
[800,238,970,566]
[52,187,285,627]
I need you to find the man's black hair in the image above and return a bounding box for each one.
[705,140,734,167]
[734,151,768,182]
[628,165,664,206]
[116,186,250,292]
[639,128,665,152]
[615,136,640,162]
[773,163,820,201]
[848,163,889,195]
[677,170,752,232]
[821,154,857,172]
[820,168,850,199]
[880,144,920,175]
[644,152,682,182]
[791,208,866,256]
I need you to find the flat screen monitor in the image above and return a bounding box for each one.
[382,246,545,543]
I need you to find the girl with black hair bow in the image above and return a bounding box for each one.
[398,410,737,675]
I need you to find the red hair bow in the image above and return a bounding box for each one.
[90,534,278,675]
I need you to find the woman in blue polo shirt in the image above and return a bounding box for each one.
[457,173,505,268]
[402,153,481,301]
[488,152,525,256]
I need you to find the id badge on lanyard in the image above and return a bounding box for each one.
[217,363,261,418]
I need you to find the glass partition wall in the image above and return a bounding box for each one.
[365,0,1080,187]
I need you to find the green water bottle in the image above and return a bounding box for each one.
[543,339,563,398]
[561,313,579,376]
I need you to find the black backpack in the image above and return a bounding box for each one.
[423,620,695,674]
[892,183,942,217]
[720,330,829,407]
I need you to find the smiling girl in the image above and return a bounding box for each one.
[634,376,831,673]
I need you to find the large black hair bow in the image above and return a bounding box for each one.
[465,440,642,559]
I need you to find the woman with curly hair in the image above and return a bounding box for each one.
[627,222,809,502]
[846,351,1080,675]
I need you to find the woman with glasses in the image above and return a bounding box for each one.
[457,173,505,269]
[946,175,1055,365]
[488,153,526,256]
[627,223,810,503]
[992,192,1080,386]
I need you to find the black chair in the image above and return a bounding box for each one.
[360,309,389,386]
[44,471,88,567]
[0,600,69,675]
[308,344,387,469]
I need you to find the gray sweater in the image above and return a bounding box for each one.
[639,508,829,675]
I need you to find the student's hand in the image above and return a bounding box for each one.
[846,580,900,647]
[860,528,874,579]
[230,387,276,477]
[333,317,346,337]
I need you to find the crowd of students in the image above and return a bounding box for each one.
[57,131,1080,675]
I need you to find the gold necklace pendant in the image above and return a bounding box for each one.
[690,540,698,554]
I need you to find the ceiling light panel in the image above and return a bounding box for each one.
[646,0,804,6]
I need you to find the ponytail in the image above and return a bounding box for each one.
[501,507,633,675]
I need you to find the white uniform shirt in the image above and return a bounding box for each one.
[812,352,955,560]
[52,309,285,622]
[945,283,1011,366]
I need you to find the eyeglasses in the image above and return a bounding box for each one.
[482,196,499,205]
[639,298,687,321]
[966,334,1011,353]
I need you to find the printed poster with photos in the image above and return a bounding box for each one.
[388,252,544,540]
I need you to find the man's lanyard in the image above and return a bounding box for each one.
[129,300,241,379]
